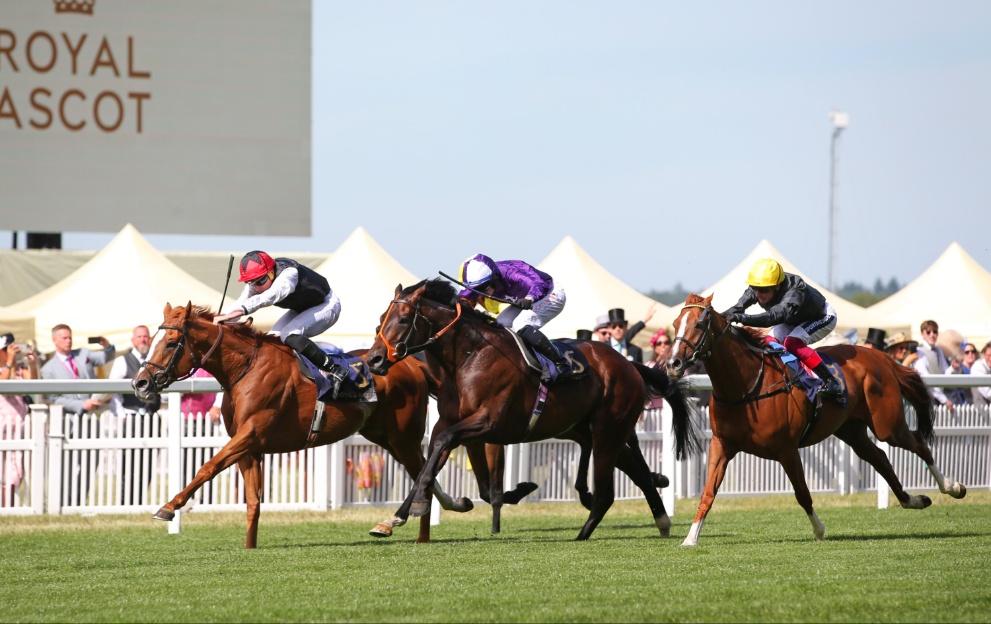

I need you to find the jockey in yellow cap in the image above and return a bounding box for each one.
[723,258,841,398]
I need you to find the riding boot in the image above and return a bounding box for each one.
[518,326,571,382]
[812,362,841,398]
[285,334,347,399]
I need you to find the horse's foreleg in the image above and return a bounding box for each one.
[886,424,966,500]
[778,448,825,541]
[154,427,256,521]
[683,436,733,547]
[574,441,593,511]
[927,462,967,499]
[486,444,505,535]
[238,454,263,549]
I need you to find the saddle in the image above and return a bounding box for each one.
[504,329,589,383]
[293,351,378,404]
[766,341,849,443]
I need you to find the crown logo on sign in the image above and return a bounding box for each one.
[54,0,95,15]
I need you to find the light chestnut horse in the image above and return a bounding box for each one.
[132,302,472,549]
[666,294,966,546]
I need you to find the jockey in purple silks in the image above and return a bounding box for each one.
[457,253,570,381]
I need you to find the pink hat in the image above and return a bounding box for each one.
[650,329,670,346]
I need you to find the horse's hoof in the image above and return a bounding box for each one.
[656,515,672,538]
[369,523,393,538]
[458,497,475,513]
[409,501,430,517]
[680,539,697,547]
[579,493,593,511]
[503,482,539,505]
[652,472,671,489]
[951,483,967,499]
[153,508,175,522]
[920,495,933,508]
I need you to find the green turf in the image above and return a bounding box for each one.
[1,491,988,622]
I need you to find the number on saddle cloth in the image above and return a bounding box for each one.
[767,342,848,407]
[534,340,589,384]
[298,352,378,403]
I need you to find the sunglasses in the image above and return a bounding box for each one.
[964,349,977,355]
[248,274,270,287]
[654,340,672,346]
[596,329,610,336]
[923,329,939,335]
[753,286,775,294]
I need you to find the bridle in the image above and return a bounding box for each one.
[140,319,226,392]
[376,296,462,363]
[672,303,720,368]
[674,303,794,405]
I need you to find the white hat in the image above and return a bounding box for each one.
[594,315,610,331]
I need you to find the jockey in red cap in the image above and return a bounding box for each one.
[214,251,347,398]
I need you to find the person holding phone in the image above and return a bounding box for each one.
[40,324,115,414]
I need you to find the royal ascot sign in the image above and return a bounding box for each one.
[0,0,312,237]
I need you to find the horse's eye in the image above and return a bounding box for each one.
[166,341,179,349]
[374,325,381,334]
[398,316,411,326]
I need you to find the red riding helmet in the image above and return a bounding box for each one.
[238,251,275,282]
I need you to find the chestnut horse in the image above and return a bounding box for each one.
[666,294,967,546]
[132,302,473,549]
[366,279,701,541]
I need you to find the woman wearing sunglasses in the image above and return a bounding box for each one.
[214,250,347,398]
[722,257,841,398]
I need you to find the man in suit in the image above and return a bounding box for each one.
[40,323,116,506]
[605,303,657,364]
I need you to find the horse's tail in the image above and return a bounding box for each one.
[633,362,705,459]
[890,358,936,444]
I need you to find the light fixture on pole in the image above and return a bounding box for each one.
[827,109,848,291]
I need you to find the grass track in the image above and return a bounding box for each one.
[1,491,989,622]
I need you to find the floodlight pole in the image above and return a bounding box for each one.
[828,109,848,291]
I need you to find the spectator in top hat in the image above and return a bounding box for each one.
[576,329,593,341]
[605,303,658,364]
[864,328,886,350]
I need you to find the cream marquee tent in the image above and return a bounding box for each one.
[0,249,93,307]
[0,306,35,343]
[11,224,236,353]
[308,227,418,351]
[701,240,904,340]
[868,243,991,346]
[537,237,674,346]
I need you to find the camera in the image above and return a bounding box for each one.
[88,337,102,344]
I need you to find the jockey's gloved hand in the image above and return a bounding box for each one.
[514,298,534,310]
[724,312,741,324]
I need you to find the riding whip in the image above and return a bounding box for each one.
[438,271,516,305]
[218,254,235,313]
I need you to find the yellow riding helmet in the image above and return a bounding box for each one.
[746,258,785,288]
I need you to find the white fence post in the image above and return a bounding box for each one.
[167,392,182,534]
[46,404,64,515]
[313,444,329,512]
[29,404,48,514]
[329,440,344,510]
[877,441,890,509]
[836,440,849,495]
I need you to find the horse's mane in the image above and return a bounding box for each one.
[684,294,768,350]
[407,278,502,328]
[188,305,271,341]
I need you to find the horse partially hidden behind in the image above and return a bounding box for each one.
[666,294,967,546]
[366,279,702,540]
[132,302,473,548]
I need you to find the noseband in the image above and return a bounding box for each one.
[377,298,462,362]
[140,321,225,392]
[673,303,721,367]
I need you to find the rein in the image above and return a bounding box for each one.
[376,298,462,362]
[677,303,796,405]
[142,319,251,393]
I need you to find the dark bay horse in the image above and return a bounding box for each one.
[366,279,702,541]
[131,302,473,548]
[666,294,967,546]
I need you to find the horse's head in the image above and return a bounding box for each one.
[367,279,460,375]
[132,301,220,401]
[666,293,728,380]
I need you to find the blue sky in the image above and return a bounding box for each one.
[9,1,991,294]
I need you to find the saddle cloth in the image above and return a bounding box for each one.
[504,330,589,383]
[296,351,378,403]
[767,341,849,407]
